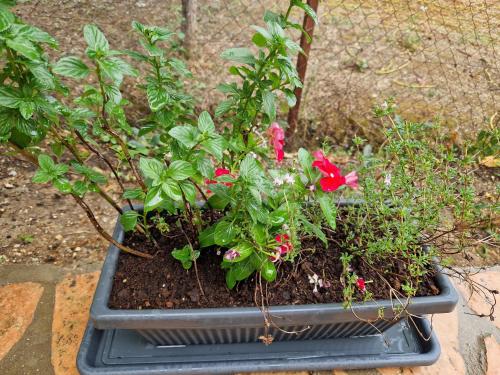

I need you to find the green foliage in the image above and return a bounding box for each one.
[1,1,487,313]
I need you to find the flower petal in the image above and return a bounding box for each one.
[319,176,346,192]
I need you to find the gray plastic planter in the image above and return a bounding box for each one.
[77,316,440,374]
[90,206,458,346]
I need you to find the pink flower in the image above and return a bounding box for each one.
[269,249,281,263]
[356,278,366,292]
[205,168,233,194]
[344,171,359,190]
[267,122,285,163]
[312,150,358,192]
[224,249,240,261]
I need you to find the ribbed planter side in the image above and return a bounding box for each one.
[90,206,459,346]
[136,319,397,345]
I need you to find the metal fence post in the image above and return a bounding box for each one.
[286,0,319,139]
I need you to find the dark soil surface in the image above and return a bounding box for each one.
[108,214,439,310]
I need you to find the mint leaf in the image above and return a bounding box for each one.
[53,56,90,79]
[120,210,139,232]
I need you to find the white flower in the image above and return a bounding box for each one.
[273,177,284,186]
[309,185,316,192]
[249,152,257,159]
[384,173,392,187]
[284,173,294,184]
[308,273,322,293]
[420,5,428,12]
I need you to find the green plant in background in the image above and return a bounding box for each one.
[0,0,495,313]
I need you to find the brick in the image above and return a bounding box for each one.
[484,335,500,375]
[0,282,44,361]
[51,272,99,375]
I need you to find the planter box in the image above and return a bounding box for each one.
[90,206,458,346]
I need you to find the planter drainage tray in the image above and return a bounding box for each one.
[77,316,439,374]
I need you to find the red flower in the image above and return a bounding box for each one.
[312,150,359,192]
[356,278,366,292]
[275,233,292,255]
[268,122,285,163]
[205,168,233,194]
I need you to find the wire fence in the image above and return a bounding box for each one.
[18,0,499,146]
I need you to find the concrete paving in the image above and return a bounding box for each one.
[0,264,498,375]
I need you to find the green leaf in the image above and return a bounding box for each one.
[50,142,64,158]
[72,180,88,197]
[262,91,276,121]
[228,256,257,286]
[0,6,14,32]
[224,241,253,263]
[208,193,230,210]
[240,154,260,180]
[139,157,164,181]
[6,38,39,60]
[120,210,139,232]
[268,209,287,226]
[318,193,337,230]
[179,180,196,204]
[38,154,55,172]
[161,179,182,200]
[261,260,277,282]
[214,220,237,246]
[220,48,255,65]
[147,83,168,112]
[53,178,72,193]
[0,86,22,108]
[301,217,327,245]
[252,32,267,47]
[171,245,198,270]
[196,156,214,178]
[202,136,224,161]
[28,63,56,89]
[292,0,319,24]
[53,56,90,79]
[98,57,137,81]
[19,101,35,120]
[298,148,314,182]
[72,163,107,184]
[144,186,164,213]
[123,188,145,200]
[197,111,215,133]
[168,125,199,148]
[215,99,233,117]
[12,24,58,48]
[251,25,272,41]
[199,225,216,248]
[72,163,108,184]
[283,89,296,107]
[251,224,267,245]
[32,170,51,184]
[216,83,238,94]
[83,24,109,53]
[167,160,194,181]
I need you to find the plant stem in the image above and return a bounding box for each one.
[48,128,125,215]
[72,195,153,259]
[7,141,38,164]
[73,129,134,210]
[95,63,147,192]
